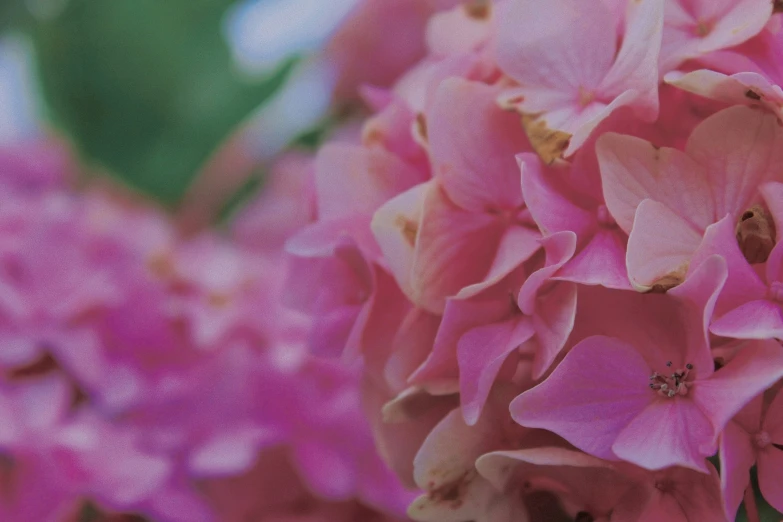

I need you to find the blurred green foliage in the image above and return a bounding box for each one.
[7,0,293,204]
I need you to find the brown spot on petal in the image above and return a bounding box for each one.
[8,352,58,379]
[521,114,571,164]
[745,89,762,101]
[736,205,776,264]
[694,19,714,38]
[207,292,232,308]
[463,0,490,19]
[362,125,386,147]
[395,215,419,246]
[775,0,783,14]
[646,270,686,294]
[415,113,428,143]
[146,251,175,279]
[426,470,476,510]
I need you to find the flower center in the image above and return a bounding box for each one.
[649,361,694,398]
[754,431,771,449]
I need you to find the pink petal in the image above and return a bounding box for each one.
[530,280,578,379]
[665,69,783,120]
[384,309,441,391]
[407,476,513,522]
[510,335,654,461]
[517,231,577,315]
[285,214,381,262]
[425,4,492,56]
[626,199,704,291]
[284,225,373,313]
[412,408,495,491]
[760,181,783,236]
[564,90,642,157]
[664,464,727,522]
[758,446,783,514]
[689,215,767,316]
[475,225,541,295]
[411,294,513,388]
[612,398,714,472]
[411,184,506,313]
[766,238,783,285]
[344,266,410,363]
[476,447,630,517]
[458,318,535,425]
[661,255,723,371]
[371,181,429,301]
[661,0,773,71]
[759,392,783,512]
[519,152,596,237]
[693,339,783,435]
[496,0,616,99]
[710,299,783,340]
[719,421,755,520]
[293,441,356,500]
[556,229,632,290]
[763,387,783,440]
[428,78,529,212]
[597,133,714,234]
[597,0,664,118]
[685,105,783,220]
[315,142,424,220]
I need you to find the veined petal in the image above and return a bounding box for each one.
[685,105,783,220]
[719,421,755,520]
[710,300,783,340]
[556,229,632,290]
[693,339,783,436]
[626,199,703,292]
[510,335,654,461]
[597,133,714,234]
[458,318,535,425]
[428,78,529,212]
[612,398,714,472]
[689,215,766,316]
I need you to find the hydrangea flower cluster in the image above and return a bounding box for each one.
[0,142,411,522]
[281,0,783,520]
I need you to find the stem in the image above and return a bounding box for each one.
[744,484,760,522]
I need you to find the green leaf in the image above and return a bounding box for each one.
[29,0,292,204]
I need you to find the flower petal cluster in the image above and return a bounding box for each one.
[0,144,410,521]
[279,1,783,520]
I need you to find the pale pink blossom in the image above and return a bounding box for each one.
[597,105,783,291]
[496,0,664,159]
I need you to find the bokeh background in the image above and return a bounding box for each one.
[0,0,352,211]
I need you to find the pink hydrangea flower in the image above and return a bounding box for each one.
[597,105,783,291]
[720,389,783,519]
[511,257,783,471]
[496,0,664,160]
